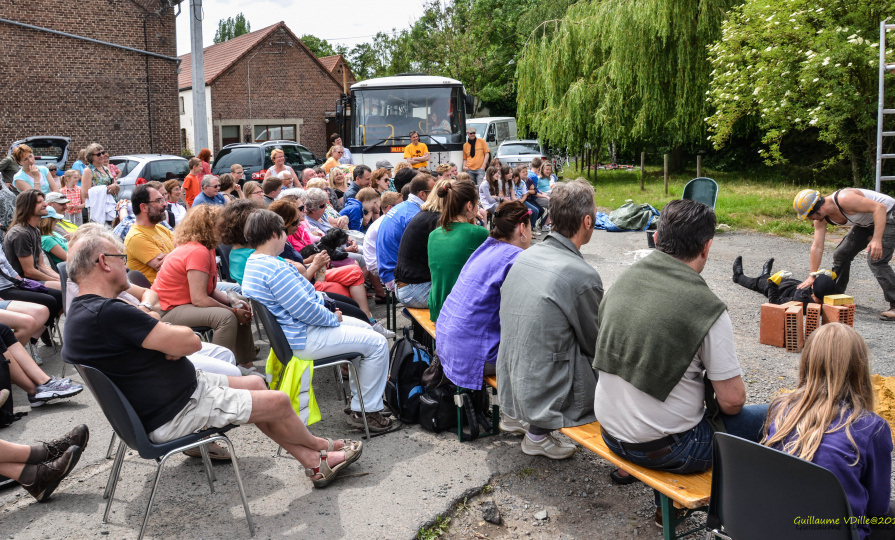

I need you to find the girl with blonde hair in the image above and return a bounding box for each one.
[762,323,893,539]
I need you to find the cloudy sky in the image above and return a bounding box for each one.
[174,0,425,57]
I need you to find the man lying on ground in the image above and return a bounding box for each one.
[62,232,363,488]
[732,256,838,308]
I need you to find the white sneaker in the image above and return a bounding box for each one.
[521,432,577,460]
[370,321,395,339]
[532,230,541,237]
[499,413,529,434]
[29,343,42,366]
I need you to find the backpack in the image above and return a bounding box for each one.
[0,357,26,428]
[417,355,492,439]
[384,327,431,424]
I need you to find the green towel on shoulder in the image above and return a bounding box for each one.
[593,250,727,402]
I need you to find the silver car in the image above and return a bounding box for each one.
[496,139,548,169]
[110,154,190,200]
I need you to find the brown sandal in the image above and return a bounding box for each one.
[304,438,363,488]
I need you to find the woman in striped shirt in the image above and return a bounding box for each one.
[241,210,397,434]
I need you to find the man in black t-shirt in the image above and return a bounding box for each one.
[63,231,363,485]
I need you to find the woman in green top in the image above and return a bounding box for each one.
[79,142,120,205]
[39,209,68,265]
[427,180,489,322]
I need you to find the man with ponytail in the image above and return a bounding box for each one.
[497,179,603,460]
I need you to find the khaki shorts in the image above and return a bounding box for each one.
[149,370,253,443]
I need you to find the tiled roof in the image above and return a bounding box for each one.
[318,55,341,72]
[179,22,305,90]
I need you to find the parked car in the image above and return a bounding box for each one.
[466,117,517,157]
[211,141,322,182]
[109,154,190,200]
[496,140,549,169]
[7,136,71,169]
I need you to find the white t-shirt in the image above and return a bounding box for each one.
[593,310,742,443]
[362,215,383,271]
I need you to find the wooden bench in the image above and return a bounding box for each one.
[483,375,709,540]
[406,308,500,442]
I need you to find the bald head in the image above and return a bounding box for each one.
[301,168,316,186]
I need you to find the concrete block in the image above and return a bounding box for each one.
[785,306,804,353]
[760,303,787,348]
[806,303,821,338]
[824,294,855,306]
[822,304,850,325]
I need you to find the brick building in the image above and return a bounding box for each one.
[178,22,344,157]
[319,54,358,93]
[0,0,181,165]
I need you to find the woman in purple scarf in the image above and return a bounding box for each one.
[436,200,532,418]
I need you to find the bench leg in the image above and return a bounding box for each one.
[491,385,499,435]
[660,493,708,540]
[455,388,465,442]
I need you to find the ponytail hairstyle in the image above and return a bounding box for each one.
[484,166,500,196]
[437,180,479,231]
[500,165,513,197]
[490,201,529,241]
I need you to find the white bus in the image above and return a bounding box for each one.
[337,74,473,170]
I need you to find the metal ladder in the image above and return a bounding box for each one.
[876,20,895,191]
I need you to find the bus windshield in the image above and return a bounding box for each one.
[353,86,464,147]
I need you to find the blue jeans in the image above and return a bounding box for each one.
[602,404,769,504]
[523,201,540,229]
[396,281,431,308]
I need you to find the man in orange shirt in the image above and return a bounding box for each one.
[403,131,429,169]
[181,158,202,207]
[462,126,490,184]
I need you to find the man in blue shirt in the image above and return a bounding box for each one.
[375,174,434,290]
[192,175,227,206]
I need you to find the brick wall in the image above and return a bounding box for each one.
[208,27,342,157]
[0,0,180,166]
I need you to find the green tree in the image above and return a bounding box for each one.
[300,35,348,59]
[707,0,894,186]
[213,13,251,44]
[516,0,733,153]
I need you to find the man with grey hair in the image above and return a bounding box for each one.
[497,179,602,460]
[63,233,365,477]
[192,175,226,207]
[300,168,316,188]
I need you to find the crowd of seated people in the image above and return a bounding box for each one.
[3,138,891,535]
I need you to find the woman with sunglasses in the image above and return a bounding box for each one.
[12,145,60,195]
[80,143,119,204]
[436,200,531,400]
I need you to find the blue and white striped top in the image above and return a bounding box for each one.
[242,253,339,349]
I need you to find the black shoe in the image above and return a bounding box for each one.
[732,256,744,282]
[761,258,775,278]
[21,445,82,502]
[39,328,53,347]
[610,469,638,485]
[42,424,89,461]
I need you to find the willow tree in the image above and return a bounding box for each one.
[516,0,734,155]
[707,0,894,186]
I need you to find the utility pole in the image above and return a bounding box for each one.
[190,0,208,153]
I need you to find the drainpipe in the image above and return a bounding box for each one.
[143,15,154,153]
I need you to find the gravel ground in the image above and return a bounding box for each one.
[0,227,892,540]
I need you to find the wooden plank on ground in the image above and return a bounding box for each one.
[406,308,436,338]
[559,421,712,509]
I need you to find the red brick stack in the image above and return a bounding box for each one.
[760,296,855,352]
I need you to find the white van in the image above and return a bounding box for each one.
[466,117,517,156]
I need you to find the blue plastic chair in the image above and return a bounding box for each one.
[73,364,255,540]
[706,433,858,540]
[682,177,719,210]
[249,300,370,441]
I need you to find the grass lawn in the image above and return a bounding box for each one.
[562,165,816,236]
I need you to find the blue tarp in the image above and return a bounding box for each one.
[594,202,661,232]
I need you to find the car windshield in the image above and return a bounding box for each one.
[353,86,464,146]
[214,147,262,170]
[499,143,541,156]
[467,122,487,136]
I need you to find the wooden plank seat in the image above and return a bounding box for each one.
[405,308,499,442]
[486,370,709,539]
[560,421,711,539]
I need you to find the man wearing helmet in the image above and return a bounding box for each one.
[793,187,895,320]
